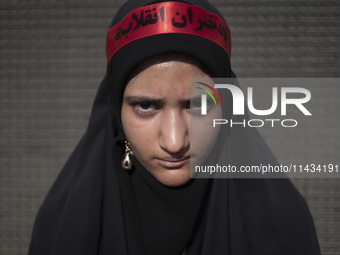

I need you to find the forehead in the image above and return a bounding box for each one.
[124,60,211,96]
[125,53,212,83]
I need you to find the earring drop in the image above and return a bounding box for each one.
[122,141,133,170]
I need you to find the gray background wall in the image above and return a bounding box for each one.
[0,0,339,254]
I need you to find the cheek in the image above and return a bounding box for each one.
[121,105,158,154]
[190,107,222,162]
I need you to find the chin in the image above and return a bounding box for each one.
[153,170,191,187]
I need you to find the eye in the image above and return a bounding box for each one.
[132,100,159,115]
[189,96,216,114]
[189,97,202,111]
[138,102,154,110]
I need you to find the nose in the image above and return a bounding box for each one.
[159,109,189,156]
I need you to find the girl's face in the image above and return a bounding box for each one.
[121,59,222,186]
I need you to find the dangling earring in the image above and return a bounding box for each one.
[122,141,133,170]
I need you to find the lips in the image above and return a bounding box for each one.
[155,156,190,169]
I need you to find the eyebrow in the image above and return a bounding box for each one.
[190,95,202,101]
[124,95,202,104]
[124,96,161,103]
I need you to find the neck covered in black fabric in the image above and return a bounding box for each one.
[118,159,211,255]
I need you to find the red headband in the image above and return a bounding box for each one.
[106,2,231,65]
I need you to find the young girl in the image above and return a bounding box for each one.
[29,1,320,254]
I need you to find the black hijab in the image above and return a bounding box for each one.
[29,1,321,254]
